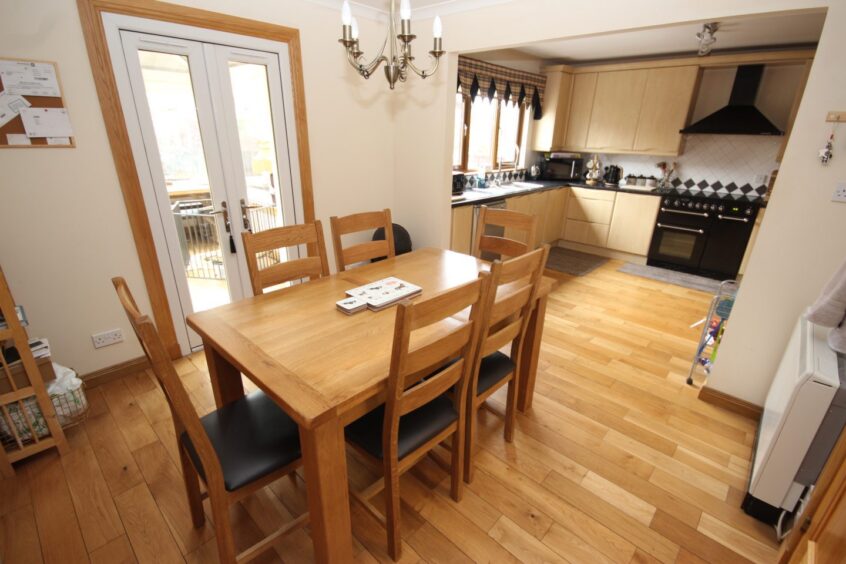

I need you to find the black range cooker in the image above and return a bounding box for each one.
[647,190,761,280]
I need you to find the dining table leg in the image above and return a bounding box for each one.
[204,343,244,408]
[300,416,354,563]
[518,294,548,412]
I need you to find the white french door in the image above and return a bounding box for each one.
[104,15,304,353]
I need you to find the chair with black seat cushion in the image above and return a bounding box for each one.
[112,277,307,564]
[472,205,537,260]
[344,272,490,561]
[464,245,550,484]
[330,209,395,271]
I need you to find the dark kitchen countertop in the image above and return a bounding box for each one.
[450,180,767,208]
[450,180,663,208]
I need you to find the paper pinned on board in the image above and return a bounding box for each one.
[0,90,31,128]
[19,107,73,138]
[46,137,71,145]
[5,134,31,145]
[0,60,61,97]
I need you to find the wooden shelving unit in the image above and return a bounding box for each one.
[0,265,68,477]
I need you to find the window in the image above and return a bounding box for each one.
[453,93,528,172]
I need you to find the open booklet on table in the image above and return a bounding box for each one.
[336,277,422,314]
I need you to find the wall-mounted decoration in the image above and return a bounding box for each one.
[0,58,74,148]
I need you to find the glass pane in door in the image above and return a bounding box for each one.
[138,50,231,312]
[227,61,289,273]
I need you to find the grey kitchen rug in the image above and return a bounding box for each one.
[546,247,609,276]
[618,262,724,293]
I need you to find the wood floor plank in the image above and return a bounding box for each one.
[114,482,184,564]
[580,471,657,526]
[541,522,615,564]
[697,513,778,563]
[132,441,214,555]
[468,465,554,539]
[650,510,752,564]
[0,467,31,518]
[26,452,89,564]
[488,515,564,563]
[89,535,137,564]
[60,430,125,553]
[84,410,145,497]
[1,505,43,564]
[100,379,158,452]
[406,521,474,564]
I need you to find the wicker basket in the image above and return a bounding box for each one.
[0,380,89,450]
[50,381,89,428]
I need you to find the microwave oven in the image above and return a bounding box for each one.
[540,152,583,181]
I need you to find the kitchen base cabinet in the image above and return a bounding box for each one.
[606,193,661,255]
[564,219,610,248]
[543,188,569,244]
[451,205,473,254]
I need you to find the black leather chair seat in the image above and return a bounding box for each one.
[476,351,515,396]
[181,390,301,491]
[345,395,458,460]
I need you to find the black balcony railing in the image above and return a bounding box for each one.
[171,199,281,280]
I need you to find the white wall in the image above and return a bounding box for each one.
[395,0,842,407]
[0,0,396,374]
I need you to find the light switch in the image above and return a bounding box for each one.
[833,183,846,203]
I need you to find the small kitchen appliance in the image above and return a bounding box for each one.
[603,165,623,185]
[539,152,583,181]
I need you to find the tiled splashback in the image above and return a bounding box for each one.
[599,134,782,196]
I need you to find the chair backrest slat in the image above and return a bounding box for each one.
[472,206,537,260]
[330,209,395,272]
[382,273,489,459]
[241,220,330,295]
[112,278,225,491]
[472,246,549,389]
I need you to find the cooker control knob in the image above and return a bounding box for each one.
[674,199,680,207]
[718,205,725,212]
[745,208,753,216]
[688,202,695,209]
[664,199,671,205]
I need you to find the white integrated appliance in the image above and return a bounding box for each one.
[743,317,846,537]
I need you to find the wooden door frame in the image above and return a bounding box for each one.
[77,0,316,357]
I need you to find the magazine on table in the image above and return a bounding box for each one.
[344,277,422,312]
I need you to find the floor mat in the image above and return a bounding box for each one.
[618,262,724,293]
[546,247,609,276]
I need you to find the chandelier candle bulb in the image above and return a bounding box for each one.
[351,17,359,40]
[400,0,411,20]
[433,15,442,38]
[341,0,352,26]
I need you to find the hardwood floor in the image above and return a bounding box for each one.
[0,259,778,563]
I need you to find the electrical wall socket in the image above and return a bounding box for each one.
[92,328,123,349]
[833,183,846,203]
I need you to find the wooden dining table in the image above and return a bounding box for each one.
[187,247,554,562]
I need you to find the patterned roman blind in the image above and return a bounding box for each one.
[456,55,546,119]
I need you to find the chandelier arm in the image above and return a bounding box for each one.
[403,54,442,79]
[347,34,389,76]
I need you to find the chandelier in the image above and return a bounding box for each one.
[338,0,445,89]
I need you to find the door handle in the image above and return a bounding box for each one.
[717,214,749,223]
[210,201,237,253]
[240,198,262,231]
[209,201,231,233]
[657,223,704,234]
[661,207,709,218]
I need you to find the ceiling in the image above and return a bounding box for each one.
[308,0,513,20]
[512,11,826,63]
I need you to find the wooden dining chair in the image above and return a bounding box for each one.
[112,278,307,563]
[330,209,395,271]
[472,206,537,260]
[344,273,490,560]
[464,245,550,483]
[241,220,330,295]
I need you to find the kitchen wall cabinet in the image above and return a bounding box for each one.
[633,66,699,154]
[533,71,573,152]
[450,205,473,254]
[562,73,597,151]
[585,70,648,152]
[606,193,661,255]
[564,188,616,248]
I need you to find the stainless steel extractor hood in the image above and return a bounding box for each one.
[680,64,783,136]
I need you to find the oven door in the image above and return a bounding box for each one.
[648,221,709,270]
[699,212,756,279]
